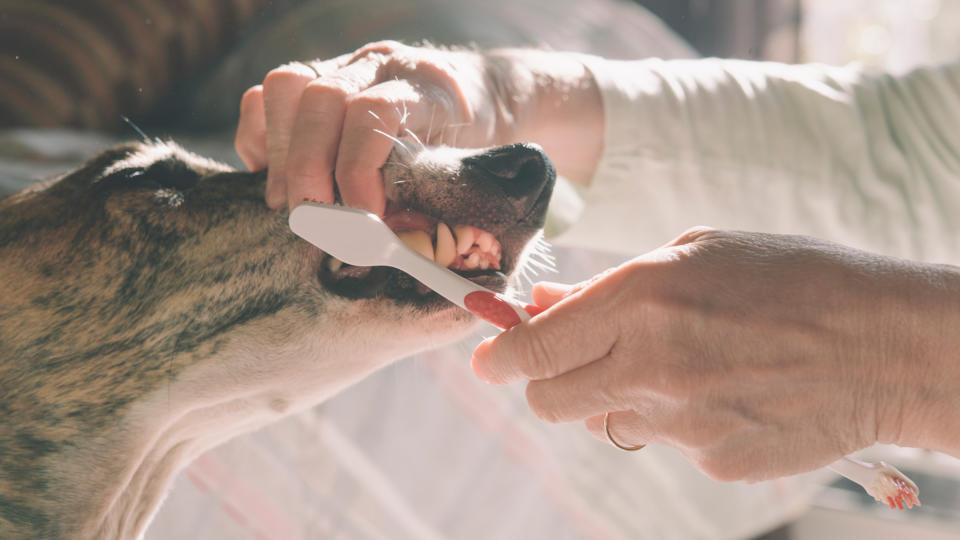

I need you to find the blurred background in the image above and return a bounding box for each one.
[643,0,960,72]
[2,1,959,539]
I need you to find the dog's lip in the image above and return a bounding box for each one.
[381,200,437,233]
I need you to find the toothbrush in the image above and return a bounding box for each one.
[827,456,920,509]
[288,202,543,330]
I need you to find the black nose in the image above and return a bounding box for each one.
[462,143,554,199]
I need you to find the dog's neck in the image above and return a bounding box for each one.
[48,305,458,540]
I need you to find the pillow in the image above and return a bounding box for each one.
[0,0,276,130]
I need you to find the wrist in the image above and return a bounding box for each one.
[483,49,603,186]
[873,259,960,455]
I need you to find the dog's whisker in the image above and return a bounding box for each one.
[531,247,556,263]
[367,110,388,130]
[394,101,412,128]
[528,259,556,274]
[372,129,413,157]
[404,128,425,150]
[426,105,437,146]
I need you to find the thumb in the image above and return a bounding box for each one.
[531,281,580,309]
[664,225,716,247]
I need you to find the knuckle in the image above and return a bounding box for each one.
[693,450,744,482]
[673,420,723,449]
[525,383,562,423]
[286,164,330,183]
[344,95,399,127]
[345,93,394,116]
[678,225,717,243]
[516,333,558,380]
[335,160,374,185]
[646,360,704,405]
[355,40,404,58]
[239,85,263,110]
[595,366,633,409]
[263,67,309,90]
[301,80,351,104]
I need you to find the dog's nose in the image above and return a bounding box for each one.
[462,143,554,199]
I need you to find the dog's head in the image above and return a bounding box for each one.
[0,139,555,538]
[0,139,555,420]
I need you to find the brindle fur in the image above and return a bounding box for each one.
[0,141,554,539]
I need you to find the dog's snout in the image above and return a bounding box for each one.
[463,143,554,199]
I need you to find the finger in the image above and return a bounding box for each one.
[284,58,381,210]
[471,279,621,385]
[262,63,316,209]
[524,352,628,423]
[336,79,421,216]
[235,85,267,171]
[584,410,651,449]
[664,225,716,247]
[531,281,580,309]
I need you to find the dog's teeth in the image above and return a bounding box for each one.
[435,222,456,267]
[477,231,494,252]
[454,225,475,254]
[397,230,434,261]
[326,257,344,273]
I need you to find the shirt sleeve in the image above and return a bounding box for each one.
[554,55,960,265]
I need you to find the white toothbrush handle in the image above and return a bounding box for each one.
[388,246,540,329]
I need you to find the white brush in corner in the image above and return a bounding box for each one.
[828,456,920,509]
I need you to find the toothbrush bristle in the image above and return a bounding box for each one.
[893,477,921,509]
[873,473,920,510]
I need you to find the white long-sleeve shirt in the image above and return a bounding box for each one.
[557,56,960,265]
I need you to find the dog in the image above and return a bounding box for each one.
[0,139,555,539]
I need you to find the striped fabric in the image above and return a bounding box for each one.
[0,0,274,129]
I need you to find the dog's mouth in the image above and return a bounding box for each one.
[318,200,511,304]
[316,142,555,308]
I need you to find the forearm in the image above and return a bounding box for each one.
[556,56,960,263]
[484,49,603,187]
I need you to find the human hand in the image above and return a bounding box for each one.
[472,227,954,481]
[234,41,503,214]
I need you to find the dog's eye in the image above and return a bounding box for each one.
[94,156,201,195]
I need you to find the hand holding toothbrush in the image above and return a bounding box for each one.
[473,228,960,504]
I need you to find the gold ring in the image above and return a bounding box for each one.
[603,412,645,452]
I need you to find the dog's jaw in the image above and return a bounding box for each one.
[61,299,477,539]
